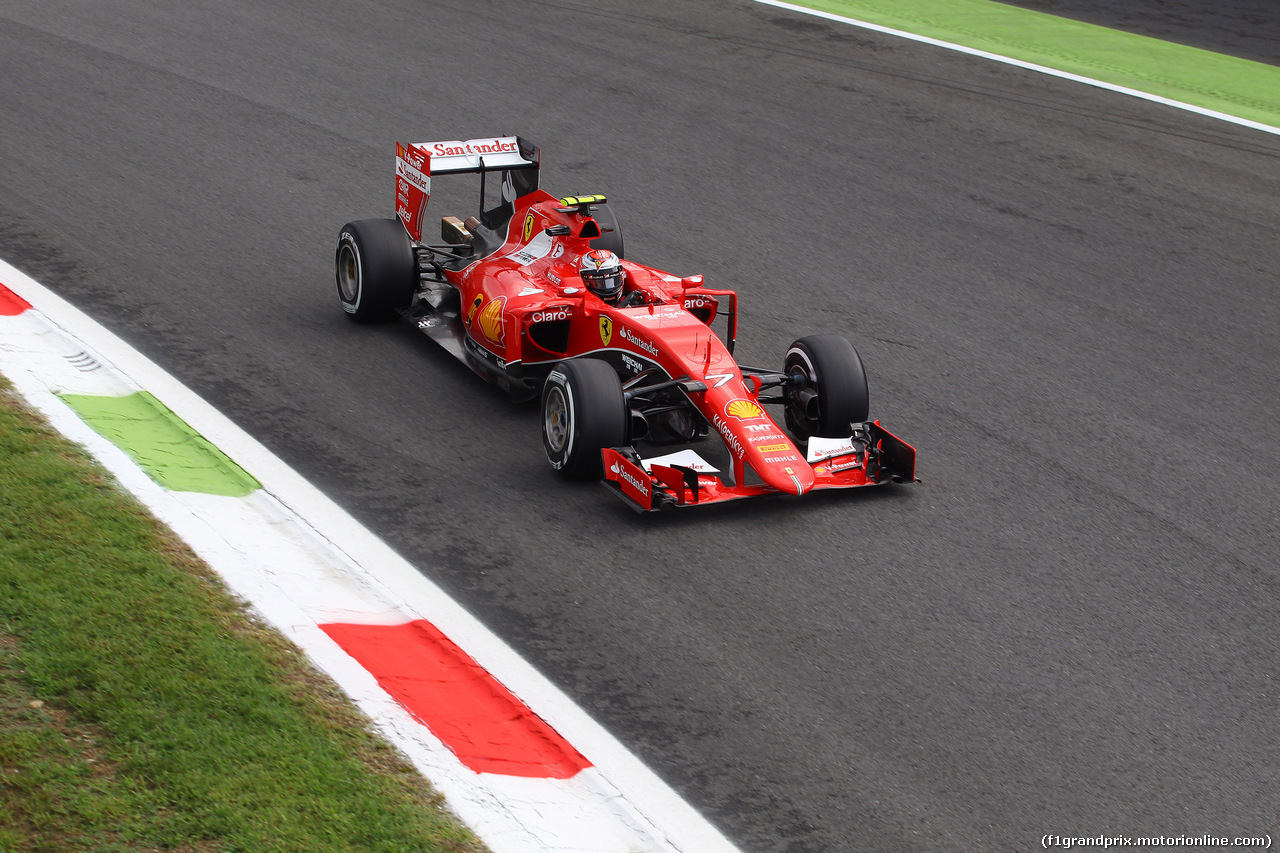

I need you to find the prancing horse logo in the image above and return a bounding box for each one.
[599,316,613,346]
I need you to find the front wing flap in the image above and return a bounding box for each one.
[601,421,916,512]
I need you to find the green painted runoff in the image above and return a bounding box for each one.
[59,391,261,497]
[780,0,1280,130]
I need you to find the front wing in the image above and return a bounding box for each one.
[601,421,916,511]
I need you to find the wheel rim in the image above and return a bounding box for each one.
[544,386,570,454]
[337,243,360,302]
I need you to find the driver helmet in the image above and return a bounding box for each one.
[579,249,624,302]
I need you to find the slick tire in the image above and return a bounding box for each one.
[541,358,628,480]
[335,218,416,322]
[784,334,870,441]
[588,203,624,259]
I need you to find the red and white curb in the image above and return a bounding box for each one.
[0,257,741,853]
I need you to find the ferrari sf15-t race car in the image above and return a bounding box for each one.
[334,135,915,510]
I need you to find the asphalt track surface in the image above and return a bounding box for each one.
[1,2,1277,850]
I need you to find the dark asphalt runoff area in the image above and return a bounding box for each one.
[1,1,1277,850]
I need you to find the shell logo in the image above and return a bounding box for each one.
[478,296,506,345]
[725,399,765,420]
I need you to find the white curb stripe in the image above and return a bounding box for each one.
[750,0,1280,137]
[0,258,740,853]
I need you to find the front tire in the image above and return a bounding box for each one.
[335,218,416,322]
[784,335,870,441]
[541,359,628,479]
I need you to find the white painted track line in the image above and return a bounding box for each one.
[751,0,1280,136]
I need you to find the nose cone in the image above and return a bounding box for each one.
[713,398,814,495]
[751,446,815,495]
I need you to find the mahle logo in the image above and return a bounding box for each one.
[599,316,613,346]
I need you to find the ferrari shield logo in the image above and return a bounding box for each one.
[599,316,613,346]
[522,212,535,243]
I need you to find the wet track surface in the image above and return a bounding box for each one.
[1,1,1277,850]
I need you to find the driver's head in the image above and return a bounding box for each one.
[579,249,624,303]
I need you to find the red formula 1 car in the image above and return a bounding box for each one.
[334,135,915,510]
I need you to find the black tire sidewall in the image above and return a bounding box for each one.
[785,335,870,438]
[541,359,627,479]
[335,219,416,322]
[542,370,577,472]
[588,203,624,259]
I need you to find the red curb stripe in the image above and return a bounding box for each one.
[0,282,32,315]
[320,620,591,778]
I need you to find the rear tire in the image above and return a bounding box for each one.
[541,359,628,479]
[589,203,624,259]
[784,335,870,440]
[335,219,416,322]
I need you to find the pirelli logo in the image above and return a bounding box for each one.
[756,443,790,453]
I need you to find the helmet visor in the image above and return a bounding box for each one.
[583,269,623,299]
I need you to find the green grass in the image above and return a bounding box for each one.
[784,0,1280,129]
[0,376,487,853]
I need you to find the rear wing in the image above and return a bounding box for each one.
[413,136,539,174]
[396,135,540,241]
